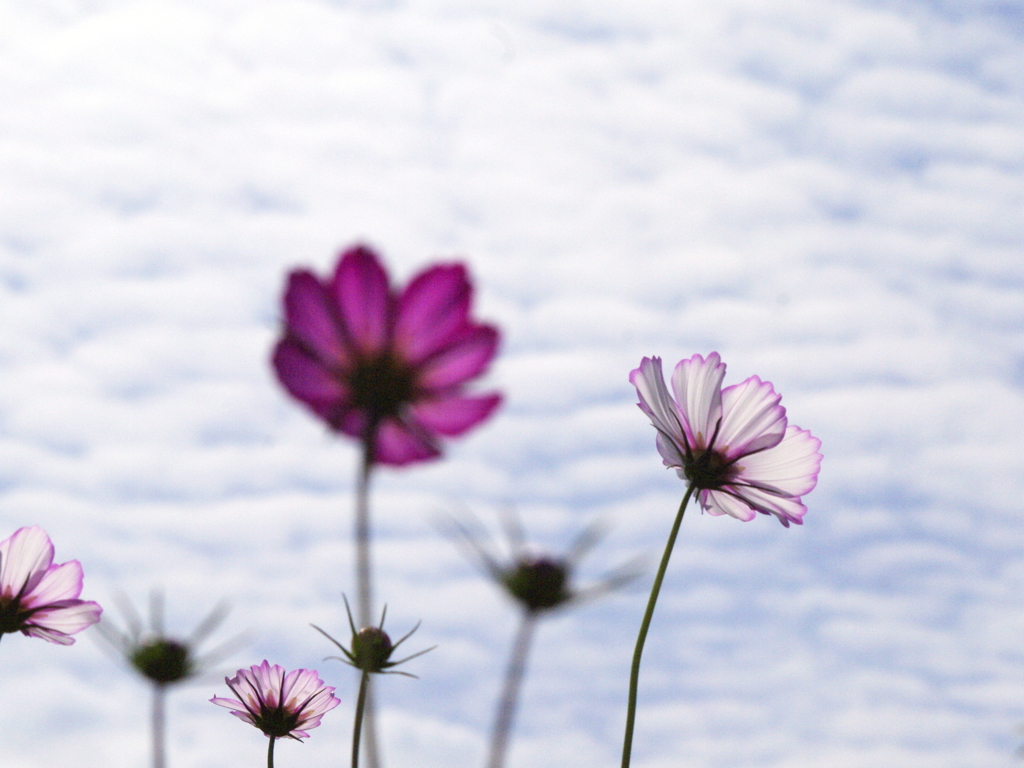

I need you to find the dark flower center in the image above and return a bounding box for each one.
[0,596,30,635]
[684,449,736,490]
[503,557,570,612]
[131,639,191,685]
[254,706,304,739]
[347,353,417,420]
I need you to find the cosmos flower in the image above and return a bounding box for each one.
[211,661,340,741]
[630,353,822,527]
[445,511,642,614]
[0,526,102,645]
[272,244,502,466]
[97,591,242,687]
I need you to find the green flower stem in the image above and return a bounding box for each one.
[267,735,275,768]
[621,484,695,768]
[352,669,371,768]
[356,425,376,632]
[355,425,381,768]
[152,684,166,768]
[486,611,538,768]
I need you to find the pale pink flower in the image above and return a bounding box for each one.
[272,244,501,466]
[211,661,340,740]
[631,353,821,527]
[0,526,102,645]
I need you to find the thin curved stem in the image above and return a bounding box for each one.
[621,484,695,768]
[153,683,166,768]
[352,670,371,768]
[486,612,537,768]
[267,736,275,768]
[364,681,382,768]
[356,428,375,631]
[355,426,381,768]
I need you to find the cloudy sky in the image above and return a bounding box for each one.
[2,0,1024,766]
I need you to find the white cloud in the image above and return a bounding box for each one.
[2,0,1024,765]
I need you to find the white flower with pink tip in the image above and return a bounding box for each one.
[631,353,822,527]
[0,526,102,645]
[211,660,340,741]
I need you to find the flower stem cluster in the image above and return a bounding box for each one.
[312,598,434,768]
[444,511,641,768]
[100,593,244,768]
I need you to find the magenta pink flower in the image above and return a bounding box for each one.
[631,353,822,527]
[211,661,340,741]
[272,245,502,466]
[0,526,102,645]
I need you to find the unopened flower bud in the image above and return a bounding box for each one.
[503,556,570,612]
[131,638,192,684]
[351,626,394,673]
[312,597,434,677]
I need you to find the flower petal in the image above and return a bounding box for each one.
[374,418,441,465]
[210,696,247,712]
[734,425,822,498]
[0,526,54,598]
[25,599,102,638]
[417,324,499,390]
[726,485,807,527]
[630,357,689,454]
[331,245,392,355]
[21,625,76,645]
[717,376,786,458]
[285,668,321,702]
[283,270,349,368]
[273,341,350,415]
[656,431,686,470]
[287,671,340,721]
[698,489,757,521]
[409,393,501,437]
[253,661,283,708]
[670,353,725,450]
[393,263,472,365]
[335,408,369,441]
[305,689,340,719]
[210,696,259,726]
[22,560,83,607]
[229,709,258,726]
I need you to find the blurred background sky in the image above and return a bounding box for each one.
[2,0,1024,766]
